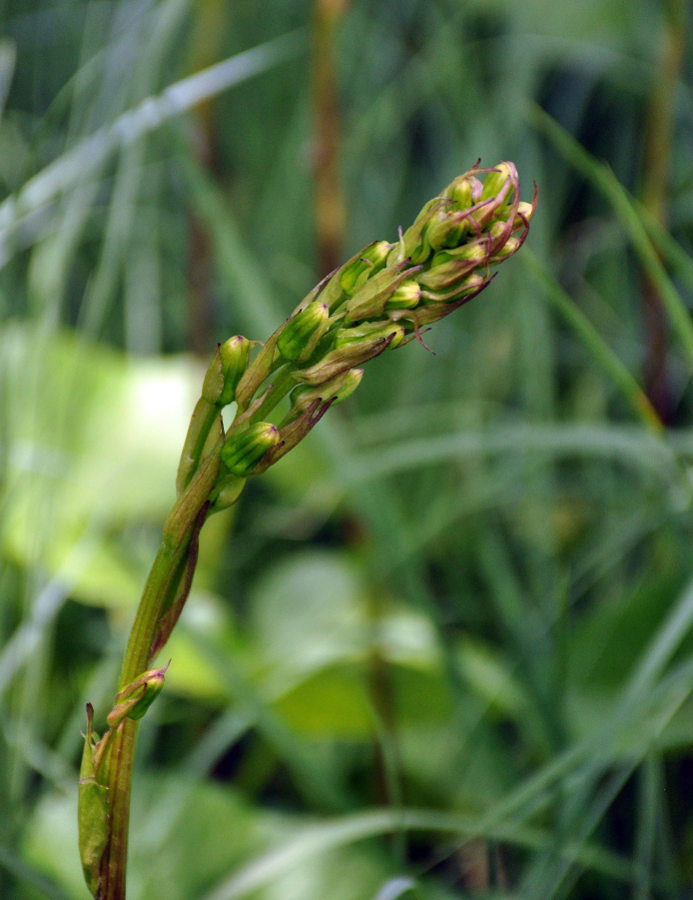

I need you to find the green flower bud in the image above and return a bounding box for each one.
[424,205,479,253]
[338,241,392,295]
[418,254,480,292]
[429,239,488,266]
[343,261,418,322]
[294,328,402,386]
[488,235,521,262]
[106,663,170,728]
[513,200,536,231]
[334,320,406,351]
[442,172,483,207]
[479,161,515,204]
[289,367,363,414]
[277,301,330,362]
[397,198,449,265]
[221,422,280,476]
[422,271,488,304]
[218,335,252,406]
[386,279,420,310]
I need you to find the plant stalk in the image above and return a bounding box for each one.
[95,444,222,899]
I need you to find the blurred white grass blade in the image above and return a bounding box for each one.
[0,29,304,266]
[0,531,100,701]
[371,877,417,900]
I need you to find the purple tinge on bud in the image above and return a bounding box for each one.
[221,422,281,476]
[276,301,330,362]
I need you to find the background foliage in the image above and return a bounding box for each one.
[2,1,693,897]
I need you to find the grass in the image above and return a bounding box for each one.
[1,0,692,897]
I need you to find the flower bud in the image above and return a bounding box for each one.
[335,321,406,351]
[343,262,418,322]
[397,198,449,264]
[221,422,280,476]
[386,279,420,310]
[106,663,170,728]
[289,367,363,414]
[479,161,515,204]
[294,328,402,386]
[338,241,392,295]
[488,235,521,263]
[277,301,330,362]
[417,254,480,292]
[513,201,536,230]
[442,172,483,207]
[218,335,252,406]
[422,271,488,304]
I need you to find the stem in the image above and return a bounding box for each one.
[639,0,687,422]
[96,442,222,899]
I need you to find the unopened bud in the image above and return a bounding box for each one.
[386,279,420,310]
[344,262,418,322]
[106,663,170,728]
[338,241,392,295]
[335,321,406,351]
[513,200,536,230]
[218,335,252,406]
[479,162,515,204]
[489,235,521,262]
[277,301,330,362]
[442,172,483,207]
[397,199,448,265]
[295,328,402,386]
[418,254,480,292]
[289,367,364,413]
[221,422,280,476]
[422,271,488,304]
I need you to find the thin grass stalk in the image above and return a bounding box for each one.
[531,104,693,371]
[639,0,688,421]
[312,0,349,276]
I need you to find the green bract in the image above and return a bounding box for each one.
[78,704,109,897]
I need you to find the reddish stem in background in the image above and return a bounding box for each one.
[639,0,687,424]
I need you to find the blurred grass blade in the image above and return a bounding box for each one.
[531,103,693,370]
[0,39,16,122]
[0,30,305,267]
[200,807,635,900]
[371,877,417,900]
[0,840,73,900]
[522,249,663,433]
[341,423,682,486]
